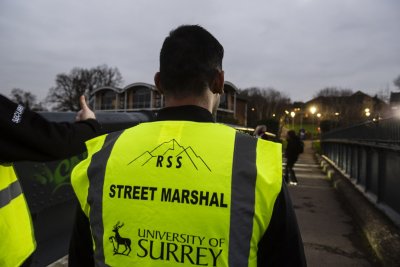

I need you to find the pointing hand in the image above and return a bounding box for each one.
[75,95,96,121]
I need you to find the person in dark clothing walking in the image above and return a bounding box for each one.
[284,130,303,185]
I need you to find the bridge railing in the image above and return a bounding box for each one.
[321,117,400,227]
[14,111,154,266]
[323,117,400,144]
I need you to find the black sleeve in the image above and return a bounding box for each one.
[0,94,102,162]
[68,205,94,267]
[257,183,307,266]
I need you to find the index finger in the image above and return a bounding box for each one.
[80,95,88,109]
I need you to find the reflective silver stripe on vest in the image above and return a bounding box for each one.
[229,132,257,266]
[87,131,123,267]
[0,180,23,208]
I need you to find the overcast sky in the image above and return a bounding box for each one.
[1,0,399,102]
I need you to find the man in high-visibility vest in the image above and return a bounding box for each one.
[0,95,99,267]
[69,25,306,266]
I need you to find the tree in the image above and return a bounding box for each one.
[10,88,37,109]
[314,87,353,98]
[292,101,305,110]
[47,64,123,111]
[239,87,291,129]
[311,87,357,123]
[394,75,400,90]
[376,86,390,103]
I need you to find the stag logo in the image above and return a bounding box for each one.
[109,222,132,256]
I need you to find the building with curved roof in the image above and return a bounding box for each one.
[92,81,247,126]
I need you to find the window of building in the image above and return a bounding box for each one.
[132,88,151,108]
[219,92,229,109]
[118,94,125,109]
[101,90,117,110]
[153,91,163,108]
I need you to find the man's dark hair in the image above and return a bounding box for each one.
[159,25,224,98]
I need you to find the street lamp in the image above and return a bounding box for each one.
[290,111,295,130]
[250,107,256,127]
[316,113,322,137]
[309,106,317,140]
[334,112,340,127]
[365,108,371,117]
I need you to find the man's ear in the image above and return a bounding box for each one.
[154,72,164,94]
[211,70,225,94]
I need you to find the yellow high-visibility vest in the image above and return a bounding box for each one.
[0,164,36,267]
[72,121,282,267]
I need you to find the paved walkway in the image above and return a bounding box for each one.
[287,140,380,266]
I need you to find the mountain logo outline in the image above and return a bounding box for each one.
[127,139,211,171]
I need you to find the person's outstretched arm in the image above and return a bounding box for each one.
[0,94,101,162]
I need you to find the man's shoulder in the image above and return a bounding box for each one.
[128,121,235,131]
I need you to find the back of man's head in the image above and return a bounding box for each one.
[159,25,224,99]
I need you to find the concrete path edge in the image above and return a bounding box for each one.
[316,153,400,267]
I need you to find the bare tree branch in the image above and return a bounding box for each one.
[46,65,123,111]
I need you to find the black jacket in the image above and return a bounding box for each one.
[68,105,306,267]
[285,136,302,161]
[0,94,101,162]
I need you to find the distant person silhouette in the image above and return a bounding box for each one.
[284,130,303,185]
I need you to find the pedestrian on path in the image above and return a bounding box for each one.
[284,130,303,185]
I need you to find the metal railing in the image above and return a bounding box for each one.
[323,117,400,144]
[321,117,400,226]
